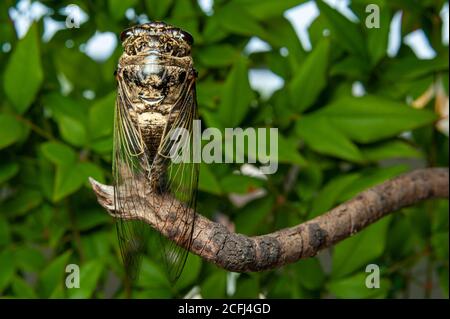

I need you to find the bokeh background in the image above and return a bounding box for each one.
[0,0,448,298]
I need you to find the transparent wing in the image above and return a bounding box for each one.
[152,78,199,283]
[113,73,198,284]
[113,79,153,282]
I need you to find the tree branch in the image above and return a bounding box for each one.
[89,168,449,272]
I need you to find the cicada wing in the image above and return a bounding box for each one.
[113,80,153,281]
[152,77,199,283]
[113,70,199,284]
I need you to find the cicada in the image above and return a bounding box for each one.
[113,22,198,284]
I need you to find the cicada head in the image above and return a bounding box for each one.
[117,22,195,110]
[120,21,193,57]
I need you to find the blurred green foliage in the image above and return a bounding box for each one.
[0,0,448,298]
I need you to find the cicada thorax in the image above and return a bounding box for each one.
[118,22,195,192]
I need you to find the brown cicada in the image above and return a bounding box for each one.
[113,22,198,284]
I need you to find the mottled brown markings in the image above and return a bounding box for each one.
[253,237,280,271]
[215,233,254,272]
[307,223,328,252]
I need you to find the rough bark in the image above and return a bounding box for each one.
[90,167,449,272]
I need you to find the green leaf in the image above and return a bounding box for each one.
[328,273,391,298]
[132,288,172,298]
[108,0,138,21]
[49,284,65,298]
[296,117,363,162]
[330,55,368,79]
[67,261,104,298]
[289,38,330,112]
[0,189,43,216]
[12,276,37,298]
[0,114,23,149]
[145,0,173,20]
[218,57,254,127]
[308,14,330,49]
[366,7,391,66]
[431,232,449,261]
[137,257,170,289]
[432,200,449,233]
[38,251,72,298]
[217,2,267,38]
[14,245,46,273]
[174,254,202,291]
[0,216,11,246]
[0,249,15,293]
[240,0,305,20]
[235,196,274,235]
[361,140,422,161]
[310,173,361,218]
[76,209,110,231]
[202,17,229,43]
[44,94,89,147]
[310,95,438,143]
[382,55,449,82]
[268,273,306,298]
[39,157,56,200]
[0,3,16,45]
[332,216,392,278]
[263,17,306,64]
[0,162,19,184]
[46,155,96,201]
[197,80,222,109]
[201,108,225,131]
[198,164,222,195]
[54,47,103,91]
[58,114,89,147]
[90,136,113,154]
[53,164,85,201]
[48,227,66,251]
[44,93,88,121]
[78,162,105,185]
[277,135,308,166]
[296,258,326,291]
[89,92,115,139]
[234,275,259,298]
[80,232,111,261]
[438,267,449,298]
[201,271,227,298]
[271,89,297,128]
[4,24,43,113]
[197,44,238,67]
[220,174,263,194]
[296,163,323,201]
[316,1,367,58]
[386,217,415,258]
[41,142,77,166]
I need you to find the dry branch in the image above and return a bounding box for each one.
[90,167,449,272]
